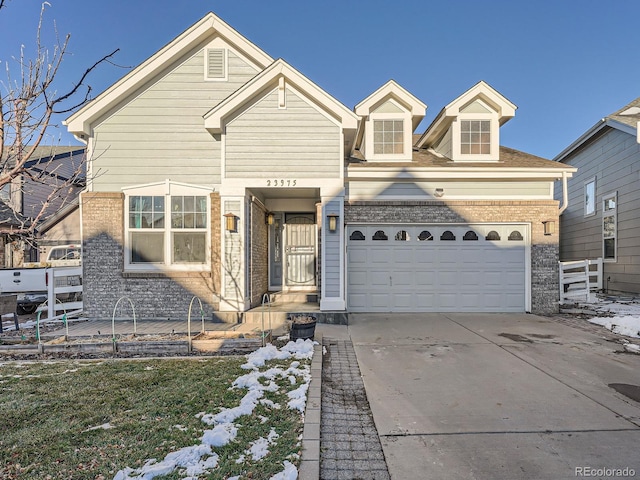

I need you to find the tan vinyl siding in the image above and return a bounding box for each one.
[557,127,640,293]
[91,50,259,191]
[348,180,552,201]
[372,100,404,114]
[461,100,492,114]
[433,127,452,158]
[225,87,341,178]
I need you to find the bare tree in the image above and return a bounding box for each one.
[0,1,119,243]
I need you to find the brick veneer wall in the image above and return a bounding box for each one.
[345,200,560,315]
[81,192,221,319]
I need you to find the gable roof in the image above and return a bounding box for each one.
[36,197,79,234]
[203,58,359,149]
[608,97,640,132]
[2,146,83,164]
[353,80,427,153]
[64,12,273,139]
[354,80,427,125]
[554,96,640,162]
[416,80,517,149]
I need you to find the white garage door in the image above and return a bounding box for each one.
[347,224,528,312]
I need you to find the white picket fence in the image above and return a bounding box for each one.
[44,266,83,320]
[559,258,603,304]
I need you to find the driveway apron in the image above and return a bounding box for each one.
[349,313,640,480]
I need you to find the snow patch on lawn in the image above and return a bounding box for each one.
[586,298,640,338]
[113,339,315,479]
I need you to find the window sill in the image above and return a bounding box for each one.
[123,270,211,279]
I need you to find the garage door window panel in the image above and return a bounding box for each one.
[418,230,433,241]
[440,231,456,241]
[373,230,388,240]
[395,230,410,241]
[508,231,523,241]
[463,231,479,241]
[350,230,365,241]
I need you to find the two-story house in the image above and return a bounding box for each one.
[65,12,575,319]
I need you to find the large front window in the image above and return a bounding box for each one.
[373,120,404,154]
[461,120,491,154]
[128,192,208,268]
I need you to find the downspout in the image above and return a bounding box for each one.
[558,171,569,215]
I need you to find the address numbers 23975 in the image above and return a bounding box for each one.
[266,179,297,187]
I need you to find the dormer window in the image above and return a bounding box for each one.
[415,81,516,162]
[461,120,491,155]
[354,80,427,162]
[374,120,404,155]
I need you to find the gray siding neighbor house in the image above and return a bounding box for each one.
[65,12,576,319]
[554,98,640,295]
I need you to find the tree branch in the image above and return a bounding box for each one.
[0,1,121,245]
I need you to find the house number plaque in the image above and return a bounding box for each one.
[266,179,297,187]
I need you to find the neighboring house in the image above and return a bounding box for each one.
[554,98,640,295]
[0,146,85,266]
[0,200,30,267]
[65,12,576,319]
[35,198,81,262]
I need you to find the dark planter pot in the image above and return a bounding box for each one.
[290,320,317,341]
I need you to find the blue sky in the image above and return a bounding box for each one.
[1,0,638,159]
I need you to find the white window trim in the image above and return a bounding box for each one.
[365,110,413,161]
[204,47,228,82]
[123,181,212,272]
[452,113,499,162]
[602,191,617,263]
[584,176,596,217]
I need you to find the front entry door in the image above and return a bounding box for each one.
[284,214,316,287]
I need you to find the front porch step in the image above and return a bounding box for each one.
[267,291,318,304]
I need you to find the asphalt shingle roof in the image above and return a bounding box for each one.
[349,146,569,169]
[607,97,640,130]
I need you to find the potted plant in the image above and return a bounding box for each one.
[289,314,317,341]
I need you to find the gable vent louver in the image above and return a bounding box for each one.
[207,49,226,79]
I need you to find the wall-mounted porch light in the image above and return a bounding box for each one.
[542,220,555,236]
[224,213,238,232]
[327,213,339,233]
[265,212,275,225]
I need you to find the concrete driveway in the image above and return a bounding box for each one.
[348,313,640,480]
